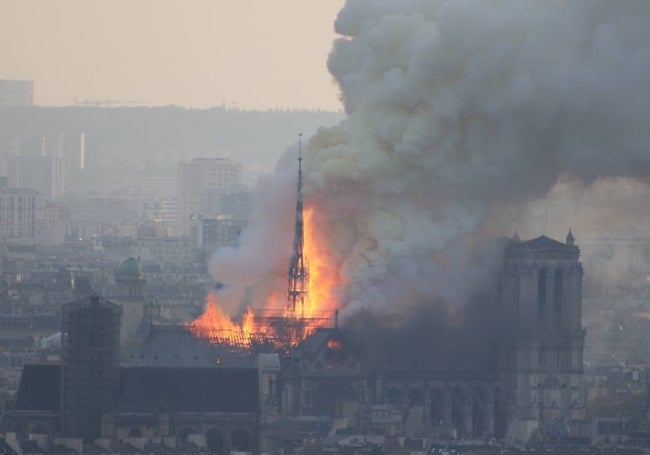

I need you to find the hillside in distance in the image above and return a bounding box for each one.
[0,106,344,179]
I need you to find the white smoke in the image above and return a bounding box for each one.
[212,0,650,318]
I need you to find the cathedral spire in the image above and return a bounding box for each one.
[288,134,309,316]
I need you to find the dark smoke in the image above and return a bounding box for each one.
[209,0,650,342]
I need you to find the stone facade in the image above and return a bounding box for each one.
[498,233,586,443]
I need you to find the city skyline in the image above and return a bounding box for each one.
[0,0,346,110]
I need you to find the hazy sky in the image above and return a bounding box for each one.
[0,0,346,110]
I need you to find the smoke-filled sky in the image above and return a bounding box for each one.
[0,0,345,110]
[211,0,650,319]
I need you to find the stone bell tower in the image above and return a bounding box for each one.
[498,231,586,443]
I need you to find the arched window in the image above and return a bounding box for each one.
[537,270,547,320]
[554,268,563,330]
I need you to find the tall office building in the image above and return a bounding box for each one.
[7,154,65,199]
[60,132,87,194]
[0,80,34,106]
[176,157,242,235]
[0,188,40,240]
[4,132,91,197]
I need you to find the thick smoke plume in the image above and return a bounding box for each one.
[211,0,650,320]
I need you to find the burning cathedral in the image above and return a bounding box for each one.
[9,0,650,450]
[4,139,587,452]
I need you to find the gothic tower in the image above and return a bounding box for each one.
[498,232,586,443]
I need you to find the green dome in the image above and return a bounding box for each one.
[117,257,142,278]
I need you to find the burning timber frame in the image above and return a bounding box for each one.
[191,310,333,352]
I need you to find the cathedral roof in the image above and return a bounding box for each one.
[506,235,579,260]
[520,235,568,249]
[128,325,254,368]
[116,367,259,413]
[12,362,259,416]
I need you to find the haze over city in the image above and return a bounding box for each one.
[1,1,650,454]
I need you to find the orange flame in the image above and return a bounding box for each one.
[188,293,254,347]
[302,206,340,317]
[188,205,341,349]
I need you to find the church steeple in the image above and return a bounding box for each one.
[287,134,309,316]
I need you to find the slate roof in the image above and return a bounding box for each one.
[14,364,60,412]
[129,325,253,368]
[14,363,259,415]
[520,235,569,249]
[116,367,259,413]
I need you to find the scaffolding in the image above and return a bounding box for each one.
[61,294,122,440]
